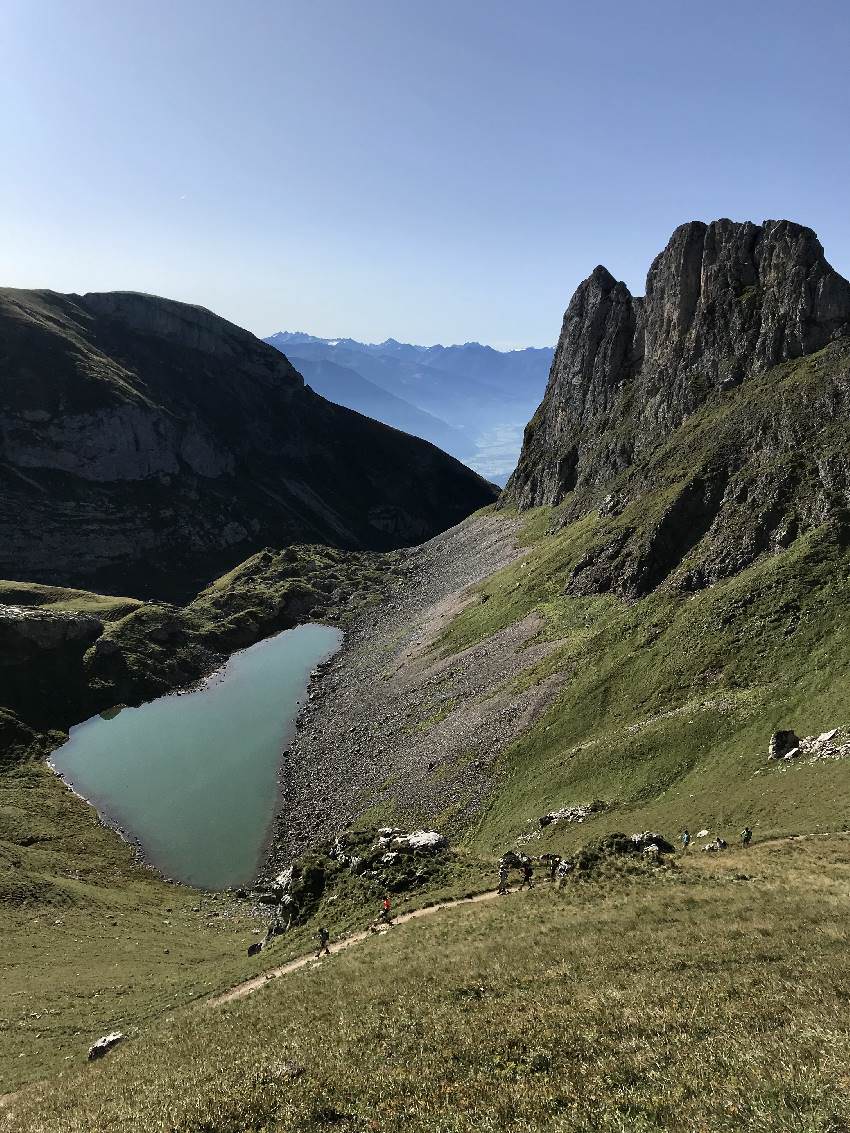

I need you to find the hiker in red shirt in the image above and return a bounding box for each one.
[379,894,393,925]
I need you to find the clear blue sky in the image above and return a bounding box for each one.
[2,0,849,348]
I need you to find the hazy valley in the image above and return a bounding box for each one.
[265,331,554,484]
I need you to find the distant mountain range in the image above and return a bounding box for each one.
[264,332,554,483]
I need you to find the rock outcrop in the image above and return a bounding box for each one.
[768,729,800,760]
[0,288,497,599]
[768,726,849,762]
[503,220,850,595]
[87,1032,124,1061]
[539,800,607,828]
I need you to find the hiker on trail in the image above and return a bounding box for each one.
[498,862,510,895]
[548,854,561,882]
[557,858,573,888]
[681,829,691,853]
[316,925,330,958]
[518,858,534,890]
[741,826,753,848]
[378,894,393,925]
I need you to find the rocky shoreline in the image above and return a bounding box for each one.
[261,509,569,879]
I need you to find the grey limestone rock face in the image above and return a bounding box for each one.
[503,219,850,595]
[3,403,232,482]
[640,220,850,424]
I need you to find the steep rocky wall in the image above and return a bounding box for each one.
[503,220,850,595]
[507,220,850,510]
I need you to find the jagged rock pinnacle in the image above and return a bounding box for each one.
[505,219,850,511]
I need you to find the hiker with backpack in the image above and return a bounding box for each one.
[556,858,574,888]
[316,925,331,958]
[498,861,510,895]
[518,858,534,890]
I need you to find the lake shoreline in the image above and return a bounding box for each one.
[49,623,343,891]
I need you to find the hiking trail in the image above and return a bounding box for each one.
[208,888,505,1007]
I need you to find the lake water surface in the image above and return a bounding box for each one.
[51,623,342,889]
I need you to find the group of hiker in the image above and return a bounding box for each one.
[497,825,755,893]
[498,850,568,894]
[680,826,752,852]
[311,828,757,958]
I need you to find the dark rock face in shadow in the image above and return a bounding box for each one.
[0,288,497,600]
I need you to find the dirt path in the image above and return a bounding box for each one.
[208,888,505,1008]
[0,889,514,1110]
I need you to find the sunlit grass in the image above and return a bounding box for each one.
[5,836,850,1131]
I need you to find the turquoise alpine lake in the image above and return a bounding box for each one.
[51,623,343,890]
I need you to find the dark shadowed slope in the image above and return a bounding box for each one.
[0,289,497,599]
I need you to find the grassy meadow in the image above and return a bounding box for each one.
[0,752,495,1095]
[4,835,850,1132]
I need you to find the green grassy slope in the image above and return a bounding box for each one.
[5,836,850,1132]
[0,580,141,618]
[0,549,414,1092]
[0,746,495,1093]
[440,510,850,855]
[431,352,850,855]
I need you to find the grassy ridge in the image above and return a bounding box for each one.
[5,836,850,1131]
[0,580,141,618]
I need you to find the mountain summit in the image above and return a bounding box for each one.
[503,219,850,595]
[0,289,497,598]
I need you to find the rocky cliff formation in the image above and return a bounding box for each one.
[0,289,497,598]
[503,220,850,594]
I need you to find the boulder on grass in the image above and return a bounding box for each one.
[768,730,799,760]
[88,1031,124,1061]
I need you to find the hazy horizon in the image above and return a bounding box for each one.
[3,0,849,349]
[264,329,556,351]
